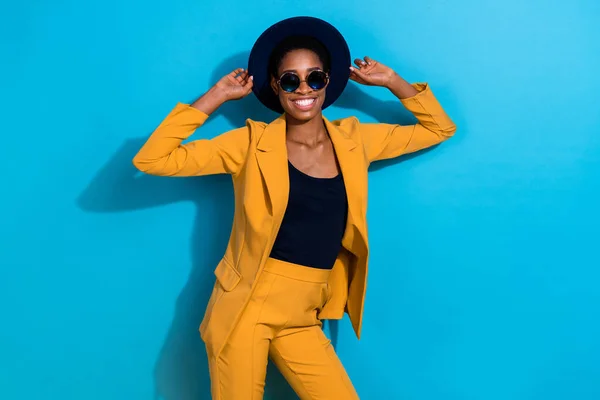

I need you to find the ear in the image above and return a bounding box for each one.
[270,75,279,95]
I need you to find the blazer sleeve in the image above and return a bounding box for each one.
[359,83,457,163]
[133,103,250,177]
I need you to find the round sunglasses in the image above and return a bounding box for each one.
[277,70,329,93]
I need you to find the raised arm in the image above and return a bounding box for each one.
[133,69,255,176]
[349,57,457,163]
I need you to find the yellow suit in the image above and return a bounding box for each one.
[133,82,456,362]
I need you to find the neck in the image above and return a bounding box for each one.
[285,112,328,147]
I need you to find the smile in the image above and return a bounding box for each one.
[292,98,316,110]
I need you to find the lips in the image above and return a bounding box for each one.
[291,97,317,111]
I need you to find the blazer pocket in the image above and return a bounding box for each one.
[214,257,242,292]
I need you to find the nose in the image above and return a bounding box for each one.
[295,80,313,94]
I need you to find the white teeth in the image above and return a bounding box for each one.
[294,99,315,107]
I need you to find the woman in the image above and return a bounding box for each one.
[133,16,456,400]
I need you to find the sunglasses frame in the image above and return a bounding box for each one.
[276,69,330,93]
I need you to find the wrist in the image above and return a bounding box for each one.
[385,72,418,99]
[192,86,227,114]
[206,85,229,103]
[384,72,402,90]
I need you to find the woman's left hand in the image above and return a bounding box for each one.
[349,56,397,87]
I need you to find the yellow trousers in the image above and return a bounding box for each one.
[206,257,360,399]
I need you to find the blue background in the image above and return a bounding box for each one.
[1,1,599,399]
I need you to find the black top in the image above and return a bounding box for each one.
[270,161,348,269]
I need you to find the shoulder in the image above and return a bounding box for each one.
[331,115,359,126]
[244,118,270,141]
[223,118,269,142]
[239,116,283,150]
[328,115,362,139]
[244,116,282,132]
[330,115,360,127]
[244,118,269,129]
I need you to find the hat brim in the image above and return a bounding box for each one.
[248,16,351,114]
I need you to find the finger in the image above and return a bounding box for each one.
[349,67,363,79]
[242,73,250,86]
[242,75,254,89]
[229,68,244,78]
[353,58,365,67]
[349,69,367,85]
[243,78,254,95]
[364,56,375,65]
[354,58,368,69]
[238,69,251,81]
[350,66,370,81]
[236,70,248,83]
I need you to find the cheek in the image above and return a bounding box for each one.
[318,90,327,103]
[279,94,293,111]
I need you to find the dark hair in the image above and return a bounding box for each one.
[268,35,331,78]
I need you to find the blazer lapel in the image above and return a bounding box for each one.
[324,117,369,258]
[256,115,289,223]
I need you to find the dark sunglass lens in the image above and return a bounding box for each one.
[280,73,300,92]
[307,71,327,90]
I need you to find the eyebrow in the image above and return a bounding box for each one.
[280,66,322,74]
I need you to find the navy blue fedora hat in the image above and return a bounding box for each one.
[248,16,351,114]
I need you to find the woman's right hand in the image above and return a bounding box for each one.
[192,68,253,114]
[214,68,254,101]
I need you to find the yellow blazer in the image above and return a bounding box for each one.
[133,83,456,357]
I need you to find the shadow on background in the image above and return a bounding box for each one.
[77,51,433,400]
[78,136,232,400]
